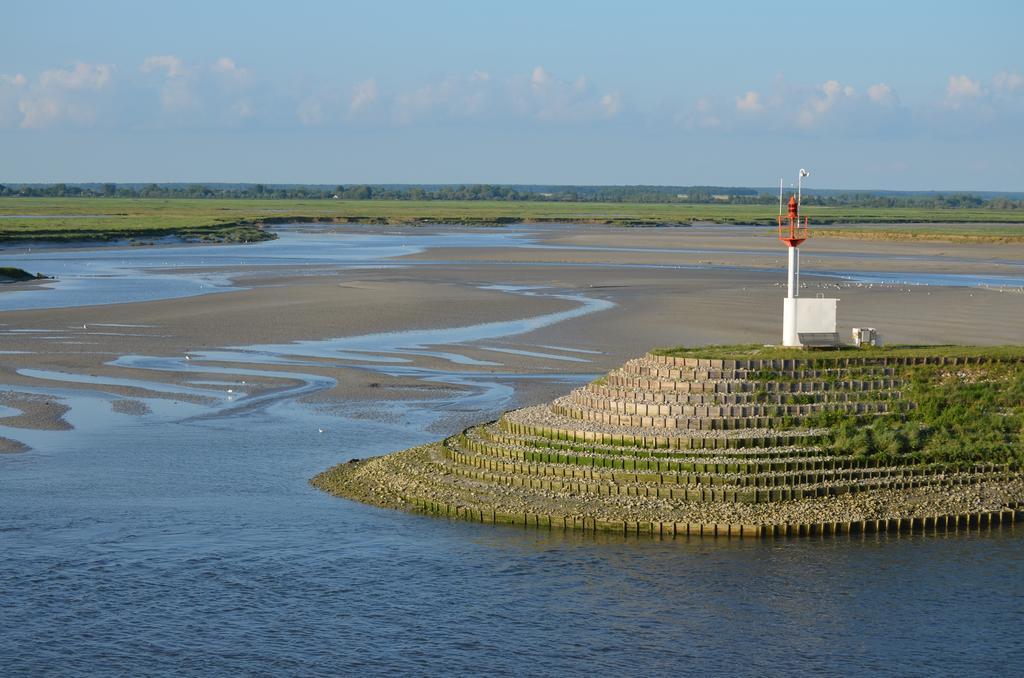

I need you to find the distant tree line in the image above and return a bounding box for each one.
[0,182,1020,209]
[798,192,1005,209]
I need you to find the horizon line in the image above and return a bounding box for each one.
[2,180,1022,196]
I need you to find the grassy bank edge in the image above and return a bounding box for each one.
[0,266,46,282]
[651,344,1024,361]
[3,197,1024,244]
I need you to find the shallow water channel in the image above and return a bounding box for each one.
[3,226,1023,312]
[2,226,1022,675]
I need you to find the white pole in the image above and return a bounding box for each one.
[795,169,807,298]
[794,246,800,297]
[797,171,802,218]
[787,246,797,299]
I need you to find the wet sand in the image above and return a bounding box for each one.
[0,391,72,431]
[407,224,1024,275]
[0,437,28,453]
[0,224,1021,438]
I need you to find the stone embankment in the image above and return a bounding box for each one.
[312,352,1024,537]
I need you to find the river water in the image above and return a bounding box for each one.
[2,227,1022,676]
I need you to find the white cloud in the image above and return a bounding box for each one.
[797,80,856,127]
[349,79,378,116]
[945,74,983,107]
[702,77,909,134]
[141,55,184,78]
[511,66,619,122]
[531,66,551,87]
[0,73,27,126]
[993,71,1024,93]
[19,93,102,129]
[294,79,379,125]
[211,57,250,84]
[14,62,113,128]
[735,90,762,113]
[161,77,199,113]
[18,97,60,128]
[393,72,496,124]
[141,55,198,114]
[139,55,259,123]
[38,62,112,90]
[389,67,618,124]
[867,83,894,104]
[600,92,622,117]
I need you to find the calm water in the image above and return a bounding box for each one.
[3,384,1022,676]
[0,229,535,310]
[2,227,1023,676]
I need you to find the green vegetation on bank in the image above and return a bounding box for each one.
[2,197,1023,244]
[5,182,1023,210]
[655,344,1024,467]
[0,266,45,281]
[653,344,1024,361]
[820,361,1024,467]
[811,223,1024,243]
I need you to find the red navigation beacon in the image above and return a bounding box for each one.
[779,168,834,348]
[778,194,809,248]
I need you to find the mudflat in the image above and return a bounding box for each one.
[0,223,1021,438]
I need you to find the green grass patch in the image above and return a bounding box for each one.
[821,362,1024,466]
[2,197,1024,243]
[652,343,1024,466]
[652,343,1024,361]
[813,223,1024,243]
[0,266,43,281]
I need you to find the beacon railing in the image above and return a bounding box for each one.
[777,213,809,245]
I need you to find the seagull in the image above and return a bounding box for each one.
[318,428,325,434]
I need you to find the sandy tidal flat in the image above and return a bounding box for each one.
[0,224,1021,445]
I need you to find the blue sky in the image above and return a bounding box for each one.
[2,1,1022,190]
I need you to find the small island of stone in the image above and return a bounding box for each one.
[313,345,1024,537]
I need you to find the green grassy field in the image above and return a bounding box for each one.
[1,197,1023,243]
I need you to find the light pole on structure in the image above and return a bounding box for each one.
[797,168,809,217]
[777,167,840,348]
[795,169,809,299]
[779,168,811,346]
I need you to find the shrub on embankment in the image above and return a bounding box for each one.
[0,267,44,281]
